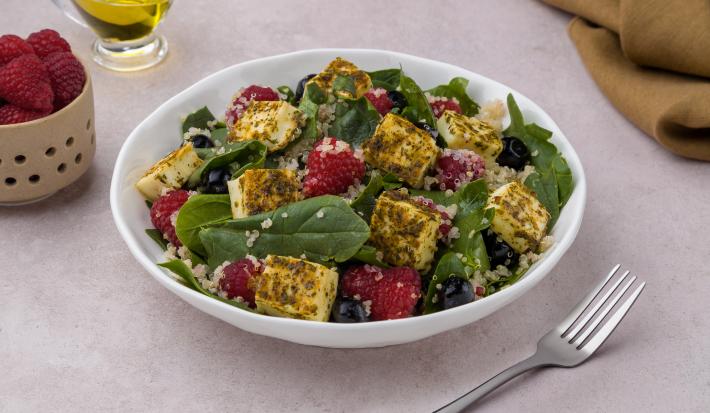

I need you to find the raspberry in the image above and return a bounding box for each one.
[0,54,53,111]
[412,196,454,239]
[0,104,50,125]
[26,29,71,59]
[219,258,263,306]
[0,35,34,67]
[364,88,393,116]
[430,98,462,118]
[225,85,279,128]
[43,52,86,110]
[149,190,191,246]
[435,148,485,191]
[302,137,365,198]
[342,265,421,321]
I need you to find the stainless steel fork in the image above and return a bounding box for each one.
[435,265,646,413]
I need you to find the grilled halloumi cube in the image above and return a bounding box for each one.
[437,110,503,163]
[227,169,301,218]
[486,180,550,253]
[254,255,338,322]
[135,143,203,201]
[228,101,305,153]
[370,190,441,271]
[307,57,372,99]
[361,113,439,188]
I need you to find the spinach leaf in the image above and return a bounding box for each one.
[426,77,480,116]
[277,85,296,105]
[175,194,233,256]
[368,68,401,91]
[349,172,384,221]
[297,84,323,141]
[332,75,356,98]
[182,107,216,134]
[187,140,267,187]
[382,172,404,190]
[199,195,370,267]
[399,74,436,128]
[409,179,488,211]
[423,252,470,314]
[503,94,573,227]
[328,97,381,147]
[193,128,229,159]
[158,260,253,312]
[145,199,153,209]
[351,245,390,268]
[145,229,168,251]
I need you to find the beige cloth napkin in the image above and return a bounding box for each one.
[543,0,710,161]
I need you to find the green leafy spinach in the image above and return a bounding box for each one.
[187,140,267,188]
[175,194,233,256]
[328,97,381,147]
[182,106,216,134]
[399,74,436,128]
[426,77,480,116]
[367,68,402,91]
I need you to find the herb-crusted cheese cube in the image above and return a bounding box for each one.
[135,143,203,201]
[228,101,305,153]
[361,113,439,188]
[486,180,550,253]
[227,169,301,218]
[437,110,503,163]
[307,57,373,99]
[370,190,441,271]
[254,255,338,322]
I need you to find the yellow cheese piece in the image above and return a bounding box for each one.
[135,143,203,201]
[228,101,304,153]
[436,110,503,163]
[307,57,373,99]
[227,169,301,218]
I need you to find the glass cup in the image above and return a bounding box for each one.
[52,0,172,72]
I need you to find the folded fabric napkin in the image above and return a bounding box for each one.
[543,0,710,161]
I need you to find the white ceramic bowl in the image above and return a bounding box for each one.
[110,49,586,348]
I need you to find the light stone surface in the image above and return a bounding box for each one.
[1,1,709,412]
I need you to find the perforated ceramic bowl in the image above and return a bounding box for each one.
[111,49,586,348]
[0,74,95,205]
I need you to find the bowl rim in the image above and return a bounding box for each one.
[110,48,587,333]
[0,63,92,131]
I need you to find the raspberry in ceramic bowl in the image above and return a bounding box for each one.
[0,29,95,205]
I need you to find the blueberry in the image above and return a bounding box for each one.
[387,90,408,111]
[439,277,475,310]
[482,229,519,268]
[201,167,231,194]
[190,134,214,149]
[331,297,369,323]
[496,136,530,170]
[295,73,317,103]
[415,121,439,139]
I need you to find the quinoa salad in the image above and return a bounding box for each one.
[135,57,573,322]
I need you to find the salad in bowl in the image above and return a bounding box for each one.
[133,56,573,324]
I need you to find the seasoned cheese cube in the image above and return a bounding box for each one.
[254,255,338,322]
[227,169,301,218]
[307,57,373,99]
[228,101,305,153]
[361,113,439,188]
[135,143,203,201]
[486,180,550,253]
[437,110,503,163]
[370,190,441,271]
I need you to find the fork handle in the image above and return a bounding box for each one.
[434,354,543,413]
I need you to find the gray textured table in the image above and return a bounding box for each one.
[1,1,709,412]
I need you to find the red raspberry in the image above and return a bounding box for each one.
[149,189,191,246]
[26,29,71,59]
[225,85,279,128]
[0,54,53,111]
[342,265,421,320]
[0,35,34,66]
[0,104,50,125]
[364,88,392,116]
[43,52,86,110]
[412,196,454,239]
[430,98,462,118]
[435,148,485,191]
[302,137,366,198]
[219,258,263,306]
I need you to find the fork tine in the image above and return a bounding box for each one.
[572,275,637,346]
[565,270,631,341]
[581,281,646,353]
[559,264,620,334]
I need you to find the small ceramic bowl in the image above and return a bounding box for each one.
[0,73,95,205]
